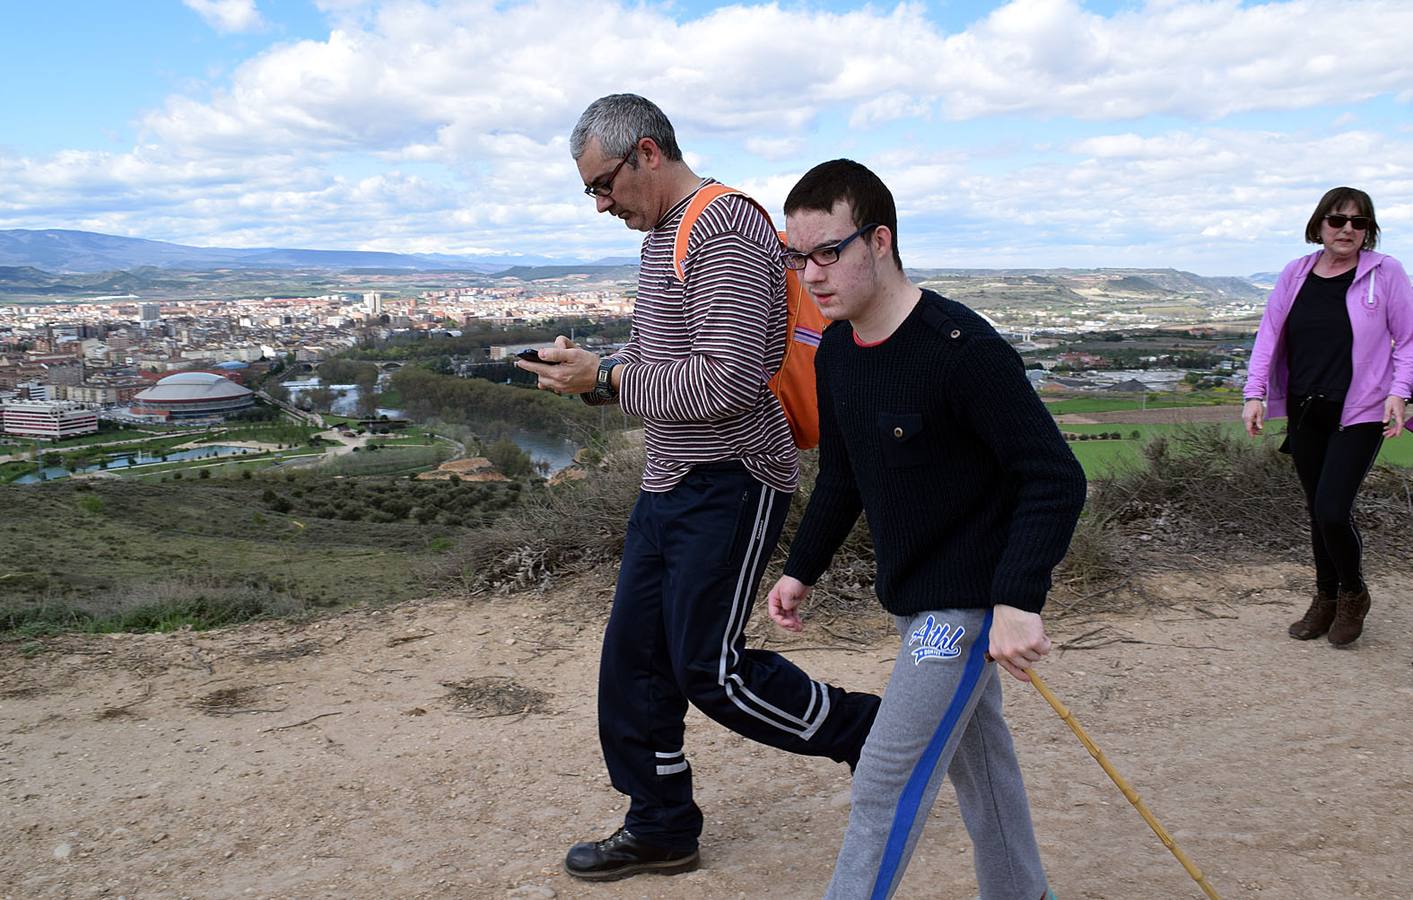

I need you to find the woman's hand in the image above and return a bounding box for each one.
[1242,399,1265,437]
[1384,395,1407,438]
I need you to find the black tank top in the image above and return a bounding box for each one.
[1286,267,1355,401]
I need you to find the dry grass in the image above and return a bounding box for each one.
[439,676,551,718]
[191,685,267,715]
[1083,425,1411,559]
[430,437,644,593]
[436,423,1413,620]
[4,577,307,637]
[1051,425,1413,614]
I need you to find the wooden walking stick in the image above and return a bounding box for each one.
[1027,669,1222,900]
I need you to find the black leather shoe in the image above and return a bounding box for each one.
[563,827,699,881]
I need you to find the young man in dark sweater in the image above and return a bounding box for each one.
[767,159,1085,900]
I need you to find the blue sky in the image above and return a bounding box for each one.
[3,0,1412,275]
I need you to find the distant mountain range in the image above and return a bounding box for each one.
[0,228,1270,313]
[0,229,631,275]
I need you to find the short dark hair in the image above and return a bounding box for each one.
[784,159,902,269]
[1305,186,1380,250]
[570,94,683,164]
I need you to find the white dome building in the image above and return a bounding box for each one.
[130,372,255,420]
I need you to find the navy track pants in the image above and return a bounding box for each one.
[598,463,880,851]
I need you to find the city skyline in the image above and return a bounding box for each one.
[4,0,1412,276]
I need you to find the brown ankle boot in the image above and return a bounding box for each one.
[1288,590,1336,640]
[1327,587,1371,647]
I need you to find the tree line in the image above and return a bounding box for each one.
[388,365,610,440]
[343,317,633,361]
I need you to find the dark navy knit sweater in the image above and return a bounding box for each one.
[783,290,1087,616]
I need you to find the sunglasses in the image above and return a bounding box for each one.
[1324,214,1371,230]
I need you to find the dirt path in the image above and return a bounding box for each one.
[4,563,1411,899]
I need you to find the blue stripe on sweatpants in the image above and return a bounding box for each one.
[870,608,993,900]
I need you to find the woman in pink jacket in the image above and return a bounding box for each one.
[1244,187,1413,647]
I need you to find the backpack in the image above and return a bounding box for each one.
[672,184,824,450]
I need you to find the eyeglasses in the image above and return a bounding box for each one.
[583,147,636,198]
[1324,214,1371,230]
[782,223,881,271]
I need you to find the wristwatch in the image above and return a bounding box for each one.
[591,356,621,402]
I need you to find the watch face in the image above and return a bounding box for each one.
[594,358,618,399]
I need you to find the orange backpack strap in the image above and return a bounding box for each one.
[672,183,769,281]
[773,227,815,345]
[671,183,822,449]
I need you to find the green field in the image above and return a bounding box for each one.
[1042,392,1236,415]
[0,425,152,450]
[1378,436,1413,467]
[0,421,338,484]
[1058,420,1413,478]
[320,444,452,476]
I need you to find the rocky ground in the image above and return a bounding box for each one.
[4,562,1411,899]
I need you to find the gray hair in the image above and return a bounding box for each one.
[570,94,683,162]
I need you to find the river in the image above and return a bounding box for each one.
[283,378,577,472]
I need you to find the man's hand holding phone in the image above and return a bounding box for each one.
[514,336,600,395]
[516,348,559,365]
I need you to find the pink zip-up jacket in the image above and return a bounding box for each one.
[1245,250,1413,425]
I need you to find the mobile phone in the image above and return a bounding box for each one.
[516,348,558,365]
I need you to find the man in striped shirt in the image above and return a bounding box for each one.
[519,94,880,883]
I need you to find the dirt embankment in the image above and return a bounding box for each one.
[4,563,1412,899]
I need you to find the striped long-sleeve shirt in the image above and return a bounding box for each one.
[616,180,798,493]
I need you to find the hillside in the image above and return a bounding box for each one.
[0,479,497,621]
[909,267,1267,326]
[3,563,1411,898]
[0,265,197,296]
[910,267,1266,299]
[492,264,639,282]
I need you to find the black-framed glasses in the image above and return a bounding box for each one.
[583,147,636,198]
[1325,214,1371,231]
[782,223,881,270]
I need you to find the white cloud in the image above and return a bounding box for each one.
[7,0,1413,269]
[849,93,932,129]
[135,0,1413,163]
[181,0,265,34]
[876,127,1413,272]
[744,137,806,161]
[927,0,1413,120]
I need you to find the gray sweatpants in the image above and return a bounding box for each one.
[825,608,1048,900]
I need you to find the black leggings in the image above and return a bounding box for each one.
[1287,397,1384,594]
